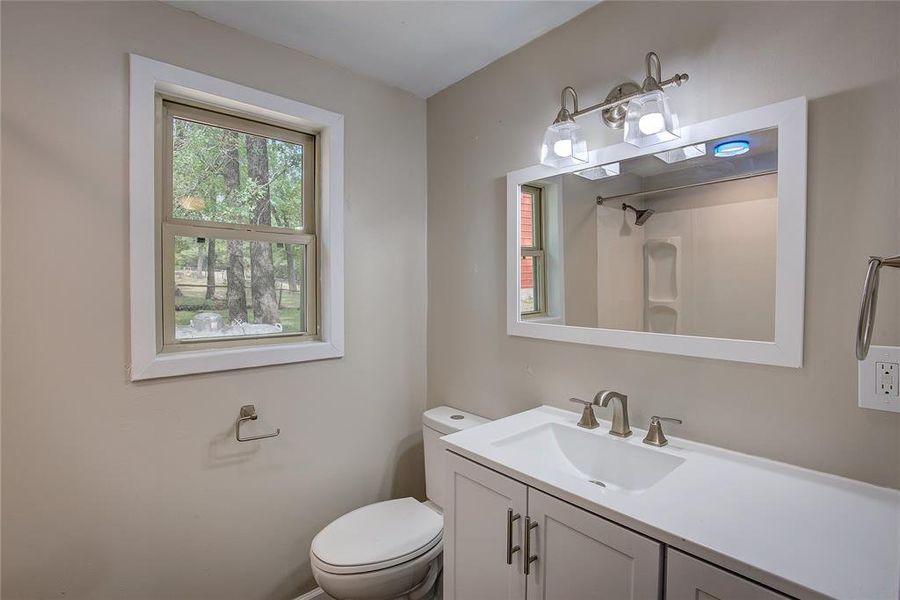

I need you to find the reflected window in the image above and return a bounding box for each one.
[520,185,545,316]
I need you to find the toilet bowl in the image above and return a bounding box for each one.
[310,407,488,600]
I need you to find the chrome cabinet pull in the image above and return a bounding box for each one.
[506,508,521,565]
[523,517,539,575]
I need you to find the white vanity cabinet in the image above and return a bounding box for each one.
[443,452,528,600]
[665,549,790,600]
[443,453,661,600]
[526,487,662,600]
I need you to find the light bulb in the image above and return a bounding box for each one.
[553,139,573,158]
[638,112,665,135]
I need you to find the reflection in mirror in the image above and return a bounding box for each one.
[519,127,778,342]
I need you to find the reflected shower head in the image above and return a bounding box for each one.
[622,203,654,226]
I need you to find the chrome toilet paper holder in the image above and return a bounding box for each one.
[236,404,281,442]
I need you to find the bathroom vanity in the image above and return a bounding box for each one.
[440,406,900,600]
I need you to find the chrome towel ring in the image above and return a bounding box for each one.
[856,255,900,360]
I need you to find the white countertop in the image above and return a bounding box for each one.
[441,406,900,600]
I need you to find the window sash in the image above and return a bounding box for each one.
[521,183,546,316]
[161,99,317,235]
[521,249,545,316]
[161,222,317,350]
[521,184,543,252]
[158,98,319,351]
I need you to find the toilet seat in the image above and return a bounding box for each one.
[311,538,442,600]
[312,498,443,575]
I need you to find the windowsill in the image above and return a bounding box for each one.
[132,339,342,380]
[523,315,563,325]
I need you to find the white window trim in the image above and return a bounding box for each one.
[129,54,344,380]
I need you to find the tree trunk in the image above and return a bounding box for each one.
[286,246,297,292]
[226,241,247,322]
[205,238,217,300]
[272,212,297,293]
[196,244,204,274]
[245,135,279,324]
[222,131,247,322]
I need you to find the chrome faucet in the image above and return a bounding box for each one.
[594,390,632,438]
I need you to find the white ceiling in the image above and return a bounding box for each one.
[168,1,598,98]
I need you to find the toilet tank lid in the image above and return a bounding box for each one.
[423,406,489,435]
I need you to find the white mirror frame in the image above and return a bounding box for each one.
[507,97,807,367]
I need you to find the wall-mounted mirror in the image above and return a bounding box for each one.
[507,98,807,366]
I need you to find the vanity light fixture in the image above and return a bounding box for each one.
[540,51,689,166]
[714,140,751,157]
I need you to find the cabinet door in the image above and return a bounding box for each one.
[443,452,528,600]
[666,549,789,600]
[525,488,662,600]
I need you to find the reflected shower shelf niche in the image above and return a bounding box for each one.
[644,237,681,335]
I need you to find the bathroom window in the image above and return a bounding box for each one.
[160,101,317,349]
[520,184,545,316]
[130,55,344,380]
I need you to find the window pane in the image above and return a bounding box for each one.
[173,236,308,340]
[172,118,306,229]
[521,255,538,314]
[520,189,535,247]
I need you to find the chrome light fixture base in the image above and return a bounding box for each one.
[600,82,641,129]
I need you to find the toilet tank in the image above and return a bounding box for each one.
[422,406,489,510]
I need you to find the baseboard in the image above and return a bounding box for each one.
[294,587,331,600]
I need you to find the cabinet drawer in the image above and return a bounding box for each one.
[666,548,790,600]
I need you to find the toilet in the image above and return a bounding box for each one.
[310,406,489,600]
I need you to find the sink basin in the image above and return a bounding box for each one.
[492,422,685,493]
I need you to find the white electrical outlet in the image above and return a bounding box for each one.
[859,345,900,412]
[875,361,898,396]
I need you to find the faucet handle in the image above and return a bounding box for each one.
[569,398,600,430]
[652,416,682,424]
[643,416,682,447]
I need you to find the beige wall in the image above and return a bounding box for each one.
[428,2,900,488]
[1,2,427,599]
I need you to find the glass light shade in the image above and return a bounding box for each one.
[540,121,588,168]
[574,162,620,180]
[623,90,679,147]
[654,143,706,164]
